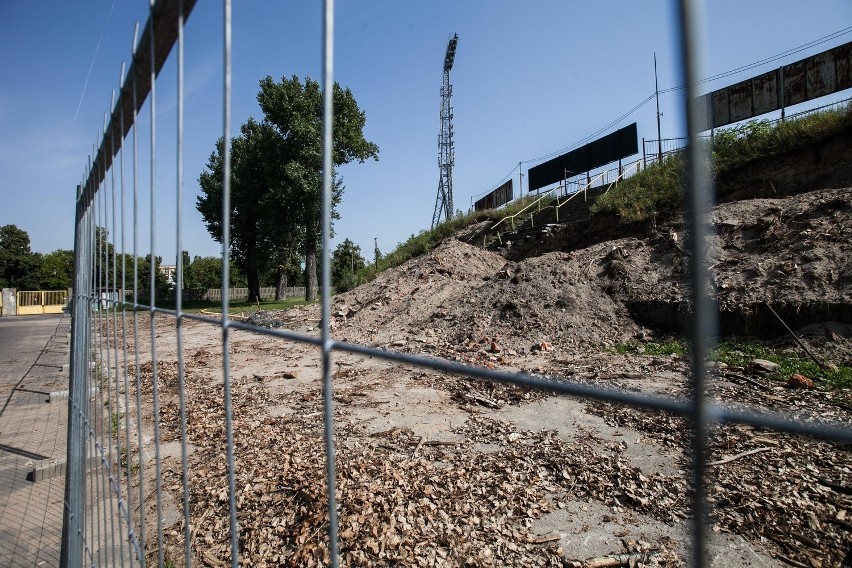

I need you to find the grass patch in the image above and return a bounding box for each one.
[713,338,852,390]
[613,337,687,356]
[616,336,852,390]
[593,154,685,223]
[110,412,123,436]
[179,296,310,315]
[593,102,852,222]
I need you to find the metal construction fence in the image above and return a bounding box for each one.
[61,2,852,568]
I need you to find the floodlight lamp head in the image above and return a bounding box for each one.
[443,33,458,72]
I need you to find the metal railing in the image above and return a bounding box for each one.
[15,290,70,315]
[487,159,642,247]
[61,2,852,568]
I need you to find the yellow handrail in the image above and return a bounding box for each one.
[489,186,558,235]
[554,160,641,220]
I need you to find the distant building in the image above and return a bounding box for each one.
[159,264,176,286]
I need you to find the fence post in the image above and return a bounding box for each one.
[61,189,91,568]
[0,288,15,316]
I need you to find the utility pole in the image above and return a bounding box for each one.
[518,161,523,200]
[374,237,379,270]
[654,52,663,162]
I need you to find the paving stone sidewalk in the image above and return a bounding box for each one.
[0,315,71,567]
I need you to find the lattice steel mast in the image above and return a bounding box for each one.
[432,33,458,229]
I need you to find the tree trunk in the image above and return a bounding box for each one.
[305,230,318,302]
[247,268,261,303]
[274,266,287,301]
[305,253,317,302]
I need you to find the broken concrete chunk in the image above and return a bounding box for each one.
[750,359,779,374]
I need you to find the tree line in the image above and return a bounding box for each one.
[0,224,74,290]
[1,222,372,298]
[3,75,378,301]
[0,223,293,297]
[0,221,376,300]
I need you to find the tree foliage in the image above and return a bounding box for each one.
[183,255,247,290]
[0,225,42,289]
[331,238,366,293]
[39,249,74,289]
[197,75,378,302]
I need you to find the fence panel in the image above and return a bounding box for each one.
[61,2,852,567]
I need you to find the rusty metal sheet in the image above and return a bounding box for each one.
[711,89,729,128]
[475,179,513,211]
[694,93,713,132]
[836,43,852,91]
[783,60,807,106]
[806,51,836,100]
[752,70,780,116]
[728,79,753,123]
[697,40,851,130]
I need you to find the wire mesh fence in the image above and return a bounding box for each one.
[61,1,852,567]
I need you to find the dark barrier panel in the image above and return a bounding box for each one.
[695,40,852,131]
[475,179,513,211]
[527,123,638,192]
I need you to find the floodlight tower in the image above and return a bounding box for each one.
[432,33,458,229]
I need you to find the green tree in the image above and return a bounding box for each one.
[136,254,171,301]
[183,255,247,290]
[198,119,297,301]
[331,239,365,293]
[0,225,42,289]
[39,249,74,289]
[257,75,378,301]
[197,76,377,302]
[184,256,220,290]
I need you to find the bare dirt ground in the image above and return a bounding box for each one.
[118,187,851,567]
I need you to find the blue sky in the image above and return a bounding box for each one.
[1,1,851,264]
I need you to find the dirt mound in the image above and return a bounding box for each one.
[323,238,645,355]
[329,239,507,339]
[576,187,852,337]
[287,188,852,358]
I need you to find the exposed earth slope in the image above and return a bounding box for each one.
[125,185,851,567]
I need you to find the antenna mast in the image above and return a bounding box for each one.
[432,33,458,229]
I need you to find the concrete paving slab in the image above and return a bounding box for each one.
[0,315,72,567]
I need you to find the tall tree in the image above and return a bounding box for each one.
[198,119,298,302]
[197,76,377,302]
[257,75,378,300]
[331,238,366,293]
[0,225,42,289]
